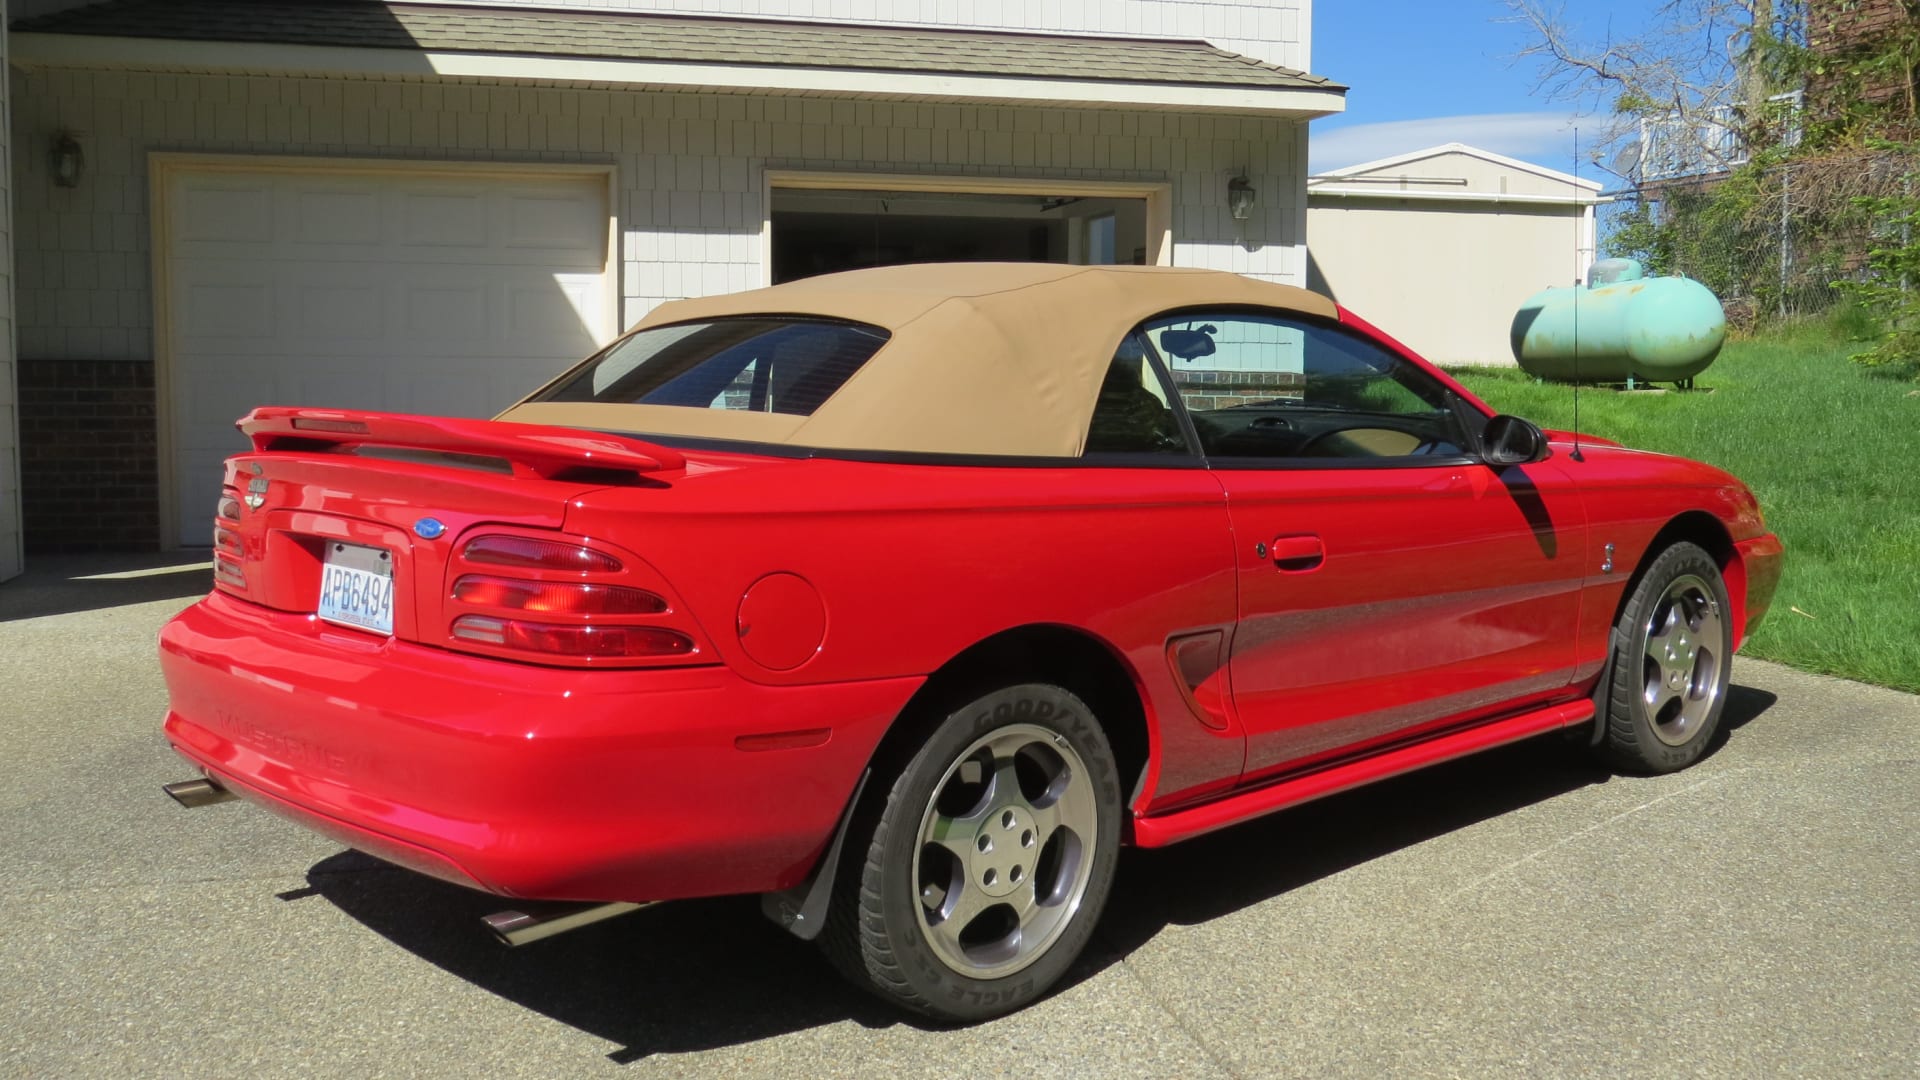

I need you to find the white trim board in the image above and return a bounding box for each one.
[1307,188,1611,207]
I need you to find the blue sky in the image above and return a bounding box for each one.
[1309,0,1663,181]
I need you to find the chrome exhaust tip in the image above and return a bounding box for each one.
[162,777,239,808]
[483,900,655,947]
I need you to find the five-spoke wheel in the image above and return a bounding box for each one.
[1599,542,1734,773]
[821,683,1120,1022]
[1640,573,1727,747]
[914,724,1098,979]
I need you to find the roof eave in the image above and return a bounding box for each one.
[1316,141,1604,191]
[1306,186,1611,207]
[10,33,1348,117]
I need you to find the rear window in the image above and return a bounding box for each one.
[533,318,891,416]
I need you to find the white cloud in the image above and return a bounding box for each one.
[1310,111,1619,174]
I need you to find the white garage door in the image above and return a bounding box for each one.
[159,160,613,547]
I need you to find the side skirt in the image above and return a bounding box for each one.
[1132,698,1595,848]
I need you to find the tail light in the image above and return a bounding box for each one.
[451,575,666,615]
[462,534,621,573]
[443,531,706,666]
[212,489,246,591]
[450,616,694,659]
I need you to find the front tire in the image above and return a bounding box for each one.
[1596,541,1733,774]
[822,683,1121,1022]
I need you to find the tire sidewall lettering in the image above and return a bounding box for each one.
[875,683,1120,1020]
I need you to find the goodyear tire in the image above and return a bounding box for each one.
[1597,542,1734,774]
[822,683,1121,1022]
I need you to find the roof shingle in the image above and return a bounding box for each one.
[14,0,1344,93]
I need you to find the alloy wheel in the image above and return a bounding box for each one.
[1640,572,1727,747]
[912,723,1098,979]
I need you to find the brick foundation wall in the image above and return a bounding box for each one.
[18,360,158,551]
[1808,0,1920,123]
[1170,369,1305,410]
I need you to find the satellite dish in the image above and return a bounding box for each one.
[1609,143,1643,180]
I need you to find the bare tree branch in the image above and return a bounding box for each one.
[1503,0,1804,181]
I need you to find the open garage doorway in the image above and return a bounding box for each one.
[765,173,1171,284]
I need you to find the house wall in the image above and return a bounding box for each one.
[1308,198,1588,368]
[10,67,1307,547]
[408,1,1314,71]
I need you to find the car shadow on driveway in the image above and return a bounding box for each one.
[304,683,1777,1061]
[1084,682,1775,967]
[304,855,905,1061]
[0,553,211,622]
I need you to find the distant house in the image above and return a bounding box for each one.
[1307,143,1603,367]
[0,0,1347,568]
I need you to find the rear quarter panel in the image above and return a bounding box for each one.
[565,456,1242,808]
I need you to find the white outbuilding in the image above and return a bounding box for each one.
[1307,143,1605,367]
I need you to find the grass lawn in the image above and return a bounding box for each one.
[1447,320,1920,693]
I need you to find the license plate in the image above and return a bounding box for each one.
[317,542,395,636]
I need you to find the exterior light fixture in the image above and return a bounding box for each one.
[50,131,84,188]
[1227,175,1255,221]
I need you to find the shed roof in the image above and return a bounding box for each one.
[502,263,1339,458]
[1309,143,1606,206]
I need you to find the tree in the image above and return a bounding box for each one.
[1505,1,1807,180]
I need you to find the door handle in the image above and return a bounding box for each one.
[1270,533,1325,572]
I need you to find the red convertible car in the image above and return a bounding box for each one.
[159,263,1781,1020]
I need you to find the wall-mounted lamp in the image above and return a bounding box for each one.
[50,131,85,188]
[1227,175,1256,221]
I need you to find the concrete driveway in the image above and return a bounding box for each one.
[3,554,1915,1078]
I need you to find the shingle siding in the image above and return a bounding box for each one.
[10,68,1307,361]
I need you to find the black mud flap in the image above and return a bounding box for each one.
[760,770,869,941]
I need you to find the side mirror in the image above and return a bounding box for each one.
[1481,414,1548,466]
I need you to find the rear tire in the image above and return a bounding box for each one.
[1596,541,1733,774]
[821,683,1121,1022]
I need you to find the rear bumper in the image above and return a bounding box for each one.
[160,591,919,901]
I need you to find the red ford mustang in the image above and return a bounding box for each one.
[159,263,1782,1020]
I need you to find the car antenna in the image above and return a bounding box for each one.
[1569,126,1585,463]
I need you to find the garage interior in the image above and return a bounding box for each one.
[770,188,1148,283]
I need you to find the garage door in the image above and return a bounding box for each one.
[158,160,613,547]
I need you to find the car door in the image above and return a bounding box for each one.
[1138,309,1589,785]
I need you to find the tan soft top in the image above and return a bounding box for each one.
[502,262,1338,457]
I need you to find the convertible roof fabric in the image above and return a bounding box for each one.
[502,263,1339,457]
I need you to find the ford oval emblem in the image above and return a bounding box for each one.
[413,518,446,540]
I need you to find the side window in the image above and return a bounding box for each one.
[1083,330,1189,455]
[1142,311,1469,461]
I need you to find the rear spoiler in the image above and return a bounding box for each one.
[237,408,686,479]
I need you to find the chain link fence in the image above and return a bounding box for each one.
[1604,149,1918,327]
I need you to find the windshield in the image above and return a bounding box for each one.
[533,318,891,416]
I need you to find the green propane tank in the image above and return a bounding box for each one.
[1511,259,1726,382]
